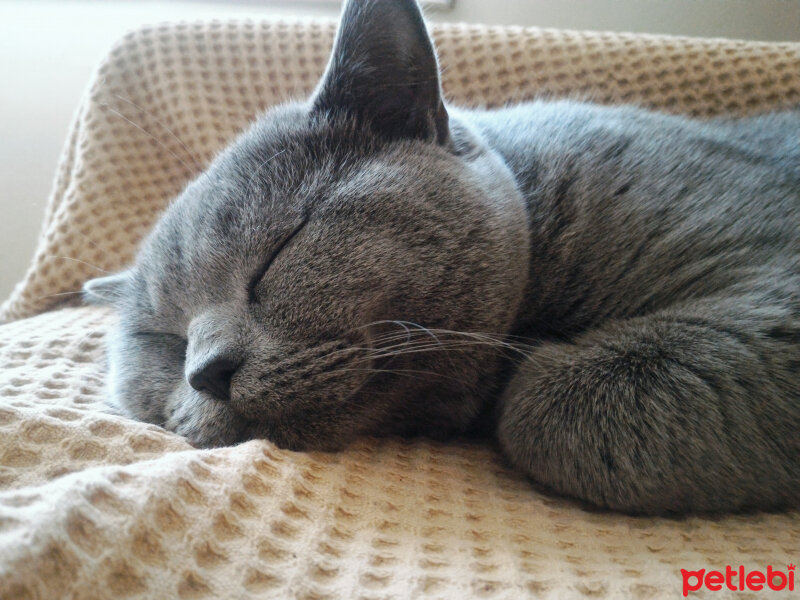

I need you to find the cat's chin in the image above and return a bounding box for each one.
[164,392,248,448]
[236,417,360,453]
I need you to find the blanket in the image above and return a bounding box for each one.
[1,19,798,599]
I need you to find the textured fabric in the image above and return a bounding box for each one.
[1,19,799,600]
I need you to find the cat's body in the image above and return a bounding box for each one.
[470,103,799,512]
[85,0,799,514]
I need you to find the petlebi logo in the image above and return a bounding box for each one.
[681,564,795,596]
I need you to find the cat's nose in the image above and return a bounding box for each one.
[187,356,240,401]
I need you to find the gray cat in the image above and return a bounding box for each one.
[84,0,799,515]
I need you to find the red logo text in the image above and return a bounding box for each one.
[681,565,795,596]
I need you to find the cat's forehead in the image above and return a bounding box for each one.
[144,108,336,252]
[155,105,438,238]
[131,104,452,313]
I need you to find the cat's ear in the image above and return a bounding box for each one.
[83,269,134,306]
[312,0,449,144]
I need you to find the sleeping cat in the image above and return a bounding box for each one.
[84,0,799,515]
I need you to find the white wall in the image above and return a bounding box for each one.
[447,0,800,40]
[1,0,798,301]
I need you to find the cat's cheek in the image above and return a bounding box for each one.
[164,387,246,448]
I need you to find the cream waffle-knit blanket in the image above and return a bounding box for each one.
[0,20,798,599]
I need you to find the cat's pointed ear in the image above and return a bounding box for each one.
[83,269,134,306]
[312,0,449,144]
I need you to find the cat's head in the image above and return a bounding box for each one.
[85,0,529,449]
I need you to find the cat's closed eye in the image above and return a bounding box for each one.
[248,217,309,304]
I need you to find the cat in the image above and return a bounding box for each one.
[84,0,799,515]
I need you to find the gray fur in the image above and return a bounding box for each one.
[85,0,799,514]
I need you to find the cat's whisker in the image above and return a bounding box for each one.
[318,330,442,362]
[359,341,486,361]
[366,320,419,369]
[316,321,421,362]
[350,339,533,365]
[367,327,536,359]
[368,330,441,347]
[365,323,540,350]
[44,255,112,274]
[416,328,539,355]
[383,320,415,346]
[54,225,106,254]
[101,94,225,197]
[110,92,205,172]
[326,367,467,386]
[356,319,437,339]
[29,288,117,306]
[334,326,535,369]
[358,320,444,352]
[390,320,443,346]
[98,103,197,178]
[31,289,85,301]
[244,149,287,202]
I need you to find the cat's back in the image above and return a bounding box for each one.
[463,101,799,333]
[468,100,800,219]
